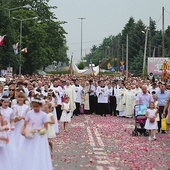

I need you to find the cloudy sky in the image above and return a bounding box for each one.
[49,0,170,63]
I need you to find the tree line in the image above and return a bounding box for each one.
[0,0,68,75]
[85,17,170,75]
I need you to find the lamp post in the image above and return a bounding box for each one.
[4,5,31,18]
[13,16,38,75]
[78,18,85,61]
[142,28,149,78]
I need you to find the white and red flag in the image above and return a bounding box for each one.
[0,35,5,46]
[21,47,28,53]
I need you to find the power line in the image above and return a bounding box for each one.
[155,15,162,23]
[164,8,170,15]
[68,39,103,45]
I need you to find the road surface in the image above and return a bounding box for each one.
[53,114,170,170]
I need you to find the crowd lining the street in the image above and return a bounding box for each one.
[0,74,170,170]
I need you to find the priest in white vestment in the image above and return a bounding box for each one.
[83,81,90,112]
[64,80,76,115]
[124,84,136,118]
[116,83,126,117]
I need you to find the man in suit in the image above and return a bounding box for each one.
[109,82,118,116]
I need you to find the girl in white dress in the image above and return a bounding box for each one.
[18,95,53,170]
[144,102,158,141]
[42,103,56,158]
[0,112,9,145]
[12,92,29,149]
[60,96,71,131]
[45,90,59,133]
[0,96,15,170]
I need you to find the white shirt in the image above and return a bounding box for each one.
[96,86,110,103]
[50,85,65,105]
[88,84,96,96]
[73,85,83,103]
[109,87,119,97]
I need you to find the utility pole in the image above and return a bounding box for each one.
[122,44,124,61]
[162,6,165,57]
[78,18,86,61]
[70,54,73,76]
[126,34,128,79]
[149,17,152,57]
[117,38,120,72]
[143,28,149,78]
[111,46,114,68]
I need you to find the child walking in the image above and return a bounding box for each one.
[18,95,53,170]
[144,102,158,141]
[60,96,71,132]
[0,96,15,170]
[0,113,9,145]
[12,92,29,148]
[42,103,56,158]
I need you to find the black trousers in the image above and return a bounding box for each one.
[89,95,95,114]
[73,102,80,116]
[56,105,62,120]
[158,106,168,132]
[109,96,117,116]
[94,96,98,114]
[97,103,110,116]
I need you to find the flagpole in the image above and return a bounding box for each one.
[13,16,38,75]
[19,20,22,76]
[143,27,149,78]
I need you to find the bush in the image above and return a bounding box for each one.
[77,62,85,69]
[46,70,69,75]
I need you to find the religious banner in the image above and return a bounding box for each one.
[1,70,7,76]
[6,67,13,77]
[148,57,170,75]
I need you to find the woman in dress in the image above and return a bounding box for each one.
[18,95,53,170]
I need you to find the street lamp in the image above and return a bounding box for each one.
[78,18,86,61]
[4,5,31,18]
[13,16,38,75]
[142,28,149,78]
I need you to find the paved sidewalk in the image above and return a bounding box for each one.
[53,115,170,170]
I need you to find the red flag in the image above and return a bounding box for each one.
[0,35,5,46]
[21,47,27,53]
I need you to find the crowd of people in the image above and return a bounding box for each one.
[0,74,170,170]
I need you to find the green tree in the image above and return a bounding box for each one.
[77,62,85,69]
[0,0,68,74]
[165,26,170,57]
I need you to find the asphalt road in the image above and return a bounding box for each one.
[52,114,170,170]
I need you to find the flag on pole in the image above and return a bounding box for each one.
[12,43,19,55]
[0,35,5,46]
[21,48,27,53]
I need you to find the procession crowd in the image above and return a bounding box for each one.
[0,74,170,170]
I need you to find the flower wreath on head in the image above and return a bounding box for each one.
[31,95,42,104]
[1,96,10,101]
